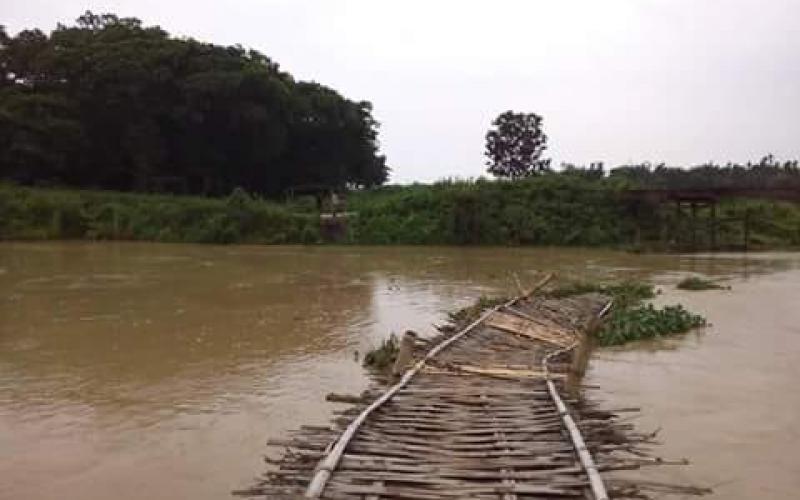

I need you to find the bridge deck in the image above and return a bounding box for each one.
[240,289,680,499]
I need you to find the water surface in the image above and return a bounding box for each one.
[0,242,797,499]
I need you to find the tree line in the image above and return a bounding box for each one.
[483,111,799,191]
[609,155,800,190]
[0,12,388,196]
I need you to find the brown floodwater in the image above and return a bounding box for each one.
[0,242,797,500]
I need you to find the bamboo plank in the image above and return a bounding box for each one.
[486,311,574,347]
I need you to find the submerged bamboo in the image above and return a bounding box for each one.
[244,280,702,500]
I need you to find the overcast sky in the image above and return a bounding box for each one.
[5,0,800,183]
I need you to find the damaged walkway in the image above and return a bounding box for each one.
[239,280,695,499]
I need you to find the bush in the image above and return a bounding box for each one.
[347,175,628,246]
[0,184,320,244]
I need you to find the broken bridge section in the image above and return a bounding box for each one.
[238,291,701,499]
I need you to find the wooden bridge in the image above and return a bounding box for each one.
[238,277,703,499]
[623,186,800,250]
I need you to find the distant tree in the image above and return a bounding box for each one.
[485,111,551,178]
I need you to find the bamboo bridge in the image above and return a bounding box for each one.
[238,276,706,499]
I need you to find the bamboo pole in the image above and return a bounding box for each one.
[541,299,613,500]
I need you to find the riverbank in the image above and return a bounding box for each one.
[0,183,320,244]
[3,180,799,250]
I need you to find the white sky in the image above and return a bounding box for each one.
[5,0,800,183]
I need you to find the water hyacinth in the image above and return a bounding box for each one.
[547,278,707,346]
[598,303,706,346]
[676,276,729,291]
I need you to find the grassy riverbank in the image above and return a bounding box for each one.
[346,178,800,248]
[346,176,628,245]
[2,179,800,249]
[0,183,320,244]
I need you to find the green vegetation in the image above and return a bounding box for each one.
[2,13,799,250]
[609,154,800,191]
[595,281,706,346]
[546,280,655,307]
[4,175,800,249]
[598,304,706,346]
[448,296,511,325]
[1,14,799,252]
[549,278,706,346]
[0,12,387,196]
[347,176,630,245]
[0,183,319,244]
[485,111,551,178]
[676,276,729,291]
[348,178,800,249]
[362,334,399,371]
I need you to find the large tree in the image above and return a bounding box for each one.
[485,111,550,178]
[0,12,389,195]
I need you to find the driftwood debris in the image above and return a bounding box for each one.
[238,278,708,499]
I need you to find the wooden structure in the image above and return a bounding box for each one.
[624,186,800,251]
[238,280,704,499]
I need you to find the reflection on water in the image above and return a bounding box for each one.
[0,242,797,499]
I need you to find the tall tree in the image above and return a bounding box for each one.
[485,111,550,178]
[0,12,389,195]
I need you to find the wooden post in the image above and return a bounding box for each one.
[566,330,588,399]
[567,313,600,398]
[743,209,750,251]
[710,202,717,251]
[629,201,641,248]
[659,206,668,249]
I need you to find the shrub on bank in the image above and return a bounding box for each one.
[0,183,320,244]
[3,178,800,249]
[347,176,631,246]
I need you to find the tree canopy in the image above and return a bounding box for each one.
[0,12,389,196]
[485,111,551,179]
[609,155,800,190]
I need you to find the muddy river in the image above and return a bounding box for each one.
[1,242,798,499]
